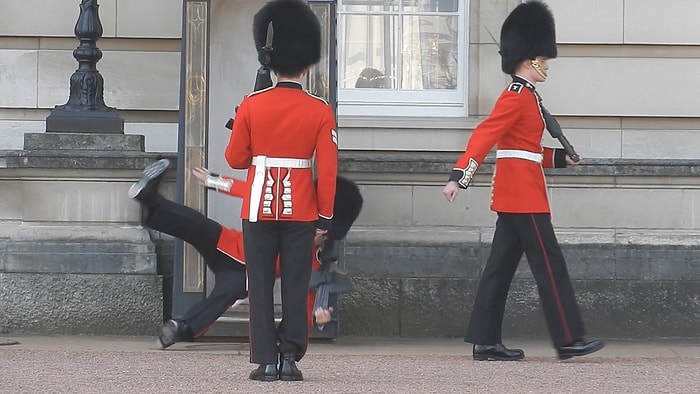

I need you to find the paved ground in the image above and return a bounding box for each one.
[0,336,698,393]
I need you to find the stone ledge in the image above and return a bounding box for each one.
[0,149,177,170]
[346,226,700,246]
[339,150,700,177]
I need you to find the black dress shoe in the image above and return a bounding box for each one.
[473,343,525,361]
[557,338,605,360]
[128,159,170,202]
[249,364,279,382]
[278,354,303,381]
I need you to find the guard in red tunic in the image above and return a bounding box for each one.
[442,1,604,361]
[224,0,338,382]
[128,161,361,354]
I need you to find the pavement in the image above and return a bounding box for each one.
[0,335,698,393]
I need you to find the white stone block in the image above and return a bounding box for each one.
[0,0,116,37]
[550,187,694,229]
[0,120,45,150]
[23,181,140,223]
[354,185,414,226]
[413,184,496,227]
[0,181,22,220]
[624,0,700,44]
[124,122,178,153]
[116,0,182,38]
[547,0,624,43]
[0,50,38,108]
[541,128,622,159]
[539,57,700,117]
[38,50,180,111]
[621,129,700,159]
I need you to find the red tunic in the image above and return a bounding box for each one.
[449,76,566,214]
[224,81,338,229]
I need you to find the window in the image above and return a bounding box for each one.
[338,0,468,117]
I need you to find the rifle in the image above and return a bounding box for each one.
[540,105,580,163]
[225,22,274,130]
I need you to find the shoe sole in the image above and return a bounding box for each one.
[557,341,606,360]
[128,159,170,199]
[156,320,179,350]
[279,375,304,381]
[250,375,279,382]
[473,354,524,361]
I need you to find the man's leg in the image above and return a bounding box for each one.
[242,220,281,366]
[276,221,315,381]
[144,197,223,264]
[277,221,315,359]
[182,258,248,339]
[465,213,524,345]
[517,213,586,347]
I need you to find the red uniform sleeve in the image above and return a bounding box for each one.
[449,91,521,188]
[314,105,338,231]
[216,176,249,199]
[225,97,253,170]
[542,147,568,169]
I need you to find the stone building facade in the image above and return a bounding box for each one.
[0,0,697,338]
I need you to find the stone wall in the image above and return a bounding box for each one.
[336,151,700,339]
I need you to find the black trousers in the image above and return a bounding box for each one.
[242,220,315,364]
[465,213,586,348]
[144,195,247,338]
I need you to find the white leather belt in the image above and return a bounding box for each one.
[249,155,312,222]
[496,149,543,163]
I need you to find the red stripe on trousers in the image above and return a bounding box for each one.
[529,214,573,344]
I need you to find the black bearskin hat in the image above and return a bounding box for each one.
[253,0,322,76]
[500,1,557,75]
[326,176,364,241]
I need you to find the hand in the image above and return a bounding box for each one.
[191,167,210,186]
[314,307,333,325]
[314,229,328,245]
[566,155,583,166]
[443,181,460,202]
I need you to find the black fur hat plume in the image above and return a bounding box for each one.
[326,176,363,241]
[499,1,557,75]
[253,0,322,76]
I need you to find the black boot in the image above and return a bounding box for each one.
[472,343,525,361]
[278,353,303,381]
[128,159,170,202]
[156,319,192,350]
[557,338,605,360]
[249,364,279,382]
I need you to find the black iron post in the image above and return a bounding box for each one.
[46,0,124,134]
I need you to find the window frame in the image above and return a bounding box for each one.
[337,0,470,117]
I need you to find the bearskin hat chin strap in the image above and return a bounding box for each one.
[530,59,547,80]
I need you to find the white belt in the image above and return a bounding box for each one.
[496,149,543,163]
[249,155,312,222]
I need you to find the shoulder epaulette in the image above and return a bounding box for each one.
[507,82,524,94]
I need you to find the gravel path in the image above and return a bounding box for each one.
[1,348,697,393]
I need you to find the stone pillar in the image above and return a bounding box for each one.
[0,1,172,335]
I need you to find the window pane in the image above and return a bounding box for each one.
[341,14,397,89]
[341,0,398,12]
[401,15,458,90]
[401,0,459,12]
[307,3,333,101]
